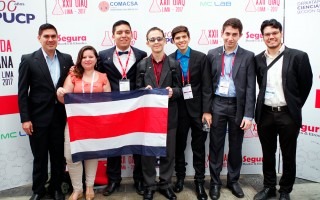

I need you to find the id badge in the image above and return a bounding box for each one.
[265,86,275,99]
[119,79,130,91]
[182,84,193,99]
[219,79,230,95]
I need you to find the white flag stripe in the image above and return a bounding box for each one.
[66,94,168,117]
[70,132,167,154]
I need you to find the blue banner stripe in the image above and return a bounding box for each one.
[72,145,167,162]
[64,88,168,104]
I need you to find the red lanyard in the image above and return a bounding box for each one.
[178,59,190,86]
[116,48,132,79]
[221,53,236,77]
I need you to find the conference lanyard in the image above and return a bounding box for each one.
[221,53,236,77]
[116,48,132,79]
[81,71,95,93]
[178,59,190,86]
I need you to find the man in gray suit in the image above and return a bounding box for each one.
[207,18,256,200]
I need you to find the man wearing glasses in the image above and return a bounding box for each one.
[136,27,182,200]
[254,19,313,200]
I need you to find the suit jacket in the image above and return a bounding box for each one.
[98,46,147,91]
[207,46,256,125]
[169,48,212,118]
[18,48,74,127]
[136,55,182,129]
[255,46,313,127]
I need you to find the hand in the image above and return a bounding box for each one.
[22,121,33,135]
[240,118,252,130]
[202,112,212,126]
[145,85,153,89]
[166,87,173,98]
[57,87,66,97]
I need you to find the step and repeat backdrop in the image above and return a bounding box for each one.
[0,0,319,190]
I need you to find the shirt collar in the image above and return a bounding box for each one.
[116,46,131,53]
[42,48,57,60]
[223,45,238,55]
[264,43,285,58]
[176,47,190,60]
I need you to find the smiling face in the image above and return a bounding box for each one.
[221,26,242,52]
[147,30,166,54]
[112,24,132,51]
[38,29,58,55]
[172,31,190,53]
[262,26,282,50]
[81,49,97,71]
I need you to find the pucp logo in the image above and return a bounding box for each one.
[198,29,220,45]
[98,0,139,12]
[52,0,88,15]
[150,0,186,13]
[297,0,320,14]
[245,31,263,42]
[0,0,35,24]
[58,34,87,45]
[245,0,280,12]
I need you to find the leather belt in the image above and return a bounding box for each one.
[263,105,288,112]
[215,96,237,103]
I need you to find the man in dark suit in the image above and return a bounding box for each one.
[169,25,212,200]
[18,23,74,200]
[136,26,182,200]
[97,20,147,196]
[253,19,313,200]
[207,18,256,200]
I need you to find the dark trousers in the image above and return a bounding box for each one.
[257,106,299,193]
[175,111,207,181]
[29,111,65,195]
[209,97,244,186]
[142,127,176,190]
[106,154,143,183]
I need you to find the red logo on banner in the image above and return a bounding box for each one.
[0,95,19,115]
[316,90,320,108]
[245,0,280,12]
[149,0,185,13]
[198,29,220,45]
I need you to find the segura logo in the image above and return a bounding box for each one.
[300,124,320,138]
[245,31,263,42]
[243,156,263,165]
[150,0,186,13]
[297,0,320,14]
[58,34,87,45]
[198,29,220,45]
[0,131,27,140]
[0,0,35,24]
[199,0,232,7]
[98,0,139,12]
[245,0,280,12]
[52,0,88,15]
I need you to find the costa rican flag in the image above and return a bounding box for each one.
[64,89,168,162]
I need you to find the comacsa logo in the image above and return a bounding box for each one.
[0,1,35,24]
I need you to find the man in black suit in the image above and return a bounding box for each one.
[207,18,256,200]
[136,26,182,200]
[253,19,313,200]
[169,25,212,200]
[18,23,74,200]
[98,20,147,196]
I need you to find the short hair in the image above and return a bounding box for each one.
[38,23,57,36]
[171,25,190,40]
[112,20,131,35]
[222,18,243,35]
[146,27,165,41]
[260,19,282,34]
[74,45,98,78]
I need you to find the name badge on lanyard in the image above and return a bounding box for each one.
[182,84,193,99]
[119,79,130,91]
[218,78,230,95]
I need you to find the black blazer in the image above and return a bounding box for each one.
[98,46,147,91]
[207,46,256,125]
[18,48,74,127]
[169,48,212,118]
[136,55,182,129]
[255,46,313,127]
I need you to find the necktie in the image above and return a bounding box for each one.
[118,51,129,56]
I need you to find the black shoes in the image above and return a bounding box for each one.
[195,182,208,200]
[279,192,290,200]
[209,185,221,200]
[173,178,184,193]
[253,188,276,200]
[159,187,177,200]
[227,182,244,198]
[29,193,44,200]
[134,180,145,195]
[52,190,65,200]
[102,182,120,196]
[143,188,155,200]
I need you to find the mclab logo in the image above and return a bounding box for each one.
[0,1,35,24]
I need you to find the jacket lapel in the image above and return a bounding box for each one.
[145,57,157,87]
[35,49,55,88]
[232,47,243,79]
[281,47,290,92]
[216,47,223,77]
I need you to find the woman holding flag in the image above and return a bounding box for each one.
[57,45,111,200]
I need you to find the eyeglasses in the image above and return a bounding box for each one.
[148,37,164,43]
[263,31,280,37]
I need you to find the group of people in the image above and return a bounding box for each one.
[18,17,313,200]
